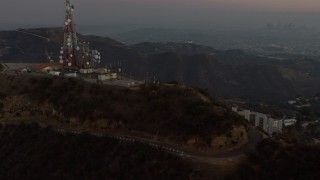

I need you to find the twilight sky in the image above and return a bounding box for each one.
[0,0,319,29]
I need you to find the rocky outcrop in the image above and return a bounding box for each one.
[211,125,248,151]
[186,125,248,152]
[0,95,59,121]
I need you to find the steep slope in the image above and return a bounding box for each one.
[145,53,298,101]
[0,123,197,180]
[0,74,247,152]
[233,139,320,180]
[0,28,61,61]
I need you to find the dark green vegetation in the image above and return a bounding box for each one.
[233,139,320,180]
[0,64,3,72]
[293,95,320,120]
[0,74,243,146]
[2,28,320,101]
[304,122,320,140]
[0,123,196,180]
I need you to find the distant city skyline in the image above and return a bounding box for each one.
[0,0,320,29]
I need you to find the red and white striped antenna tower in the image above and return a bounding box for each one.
[58,0,101,70]
[59,0,80,69]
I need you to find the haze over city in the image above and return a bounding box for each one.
[1,0,320,29]
[1,0,320,179]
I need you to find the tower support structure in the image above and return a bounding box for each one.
[59,0,101,70]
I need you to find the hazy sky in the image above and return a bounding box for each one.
[0,0,320,29]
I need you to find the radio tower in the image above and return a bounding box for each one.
[59,0,80,69]
[59,0,101,70]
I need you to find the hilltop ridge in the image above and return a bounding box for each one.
[0,74,248,152]
[1,28,320,101]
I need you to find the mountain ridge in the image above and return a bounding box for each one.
[1,28,320,101]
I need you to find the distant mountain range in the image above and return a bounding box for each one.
[1,28,320,102]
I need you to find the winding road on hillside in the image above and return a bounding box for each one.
[15,29,51,42]
[0,61,263,168]
[0,120,263,168]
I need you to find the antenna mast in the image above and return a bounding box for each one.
[59,0,101,70]
[60,0,80,69]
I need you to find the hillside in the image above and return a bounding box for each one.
[0,74,247,152]
[233,139,320,180]
[0,28,123,62]
[0,123,198,180]
[131,42,216,55]
[1,28,320,101]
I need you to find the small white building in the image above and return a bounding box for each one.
[267,118,283,135]
[255,113,268,130]
[236,109,251,122]
[49,71,61,76]
[288,100,297,105]
[64,73,77,78]
[98,73,118,81]
[95,68,108,74]
[283,119,297,126]
[111,73,117,79]
[244,110,250,121]
[232,107,238,112]
[127,82,136,87]
[42,67,53,73]
[98,74,111,81]
[79,69,88,74]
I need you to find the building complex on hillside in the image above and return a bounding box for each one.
[232,107,289,136]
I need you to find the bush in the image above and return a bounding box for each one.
[0,102,3,111]
[37,77,53,89]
